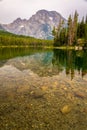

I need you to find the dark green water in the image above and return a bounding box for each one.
[0,47,87,130]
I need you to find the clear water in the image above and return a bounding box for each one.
[0,47,87,130]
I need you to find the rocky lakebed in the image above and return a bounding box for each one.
[0,64,87,130]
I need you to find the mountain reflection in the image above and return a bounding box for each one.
[52,49,87,79]
[0,47,87,79]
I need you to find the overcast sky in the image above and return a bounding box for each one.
[0,0,87,24]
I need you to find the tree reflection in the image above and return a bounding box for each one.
[52,49,87,79]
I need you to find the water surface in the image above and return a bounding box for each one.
[0,47,87,130]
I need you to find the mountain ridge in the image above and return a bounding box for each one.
[2,10,66,39]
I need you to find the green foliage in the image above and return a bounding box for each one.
[77,16,87,47]
[0,30,53,47]
[67,14,73,46]
[77,17,85,38]
[52,11,87,47]
[52,20,64,46]
[59,28,67,46]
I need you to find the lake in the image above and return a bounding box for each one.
[0,47,87,130]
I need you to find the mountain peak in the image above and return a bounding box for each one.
[3,10,66,39]
[36,9,61,17]
[37,9,49,13]
[13,18,22,23]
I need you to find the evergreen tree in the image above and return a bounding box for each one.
[67,11,78,46]
[59,28,67,45]
[52,11,86,47]
[52,26,56,44]
[84,15,87,45]
[73,11,78,44]
[67,15,73,46]
[78,17,85,38]
[52,19,64,46]
[85,15,87,24]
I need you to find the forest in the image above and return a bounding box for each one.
[52,11,87,47]
[0,30,53,47]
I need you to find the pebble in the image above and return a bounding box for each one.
[60,105,72,114]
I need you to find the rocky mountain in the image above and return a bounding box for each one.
[0,24,5,31]
[3,10,66,39]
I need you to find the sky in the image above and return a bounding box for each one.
[0,0,87,24]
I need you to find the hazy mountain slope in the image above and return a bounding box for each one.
[0,24,6,31]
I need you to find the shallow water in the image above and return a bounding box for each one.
[0,47,87,130]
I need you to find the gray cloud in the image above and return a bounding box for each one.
[0,0,87,24]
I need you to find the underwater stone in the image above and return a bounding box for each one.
[60,105,72,114]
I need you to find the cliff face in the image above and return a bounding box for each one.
[3,10,66,39]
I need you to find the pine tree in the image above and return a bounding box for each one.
[79,17,85,38]
[84,15,87,44]
[67,11,78,46]
[73,11,78,44]
[59,28,67,45]
[52,19,64,46]
[67,15,73,46]
[85,15,87,24]
[52,26,56,43]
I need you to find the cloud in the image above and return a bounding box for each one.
[0,0,87,24]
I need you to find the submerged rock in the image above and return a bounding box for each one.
[30,89,45,99]
[74,92,86,99]
[83,108,87,113]
[60,105,72,114]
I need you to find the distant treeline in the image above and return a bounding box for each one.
[0,30,53,47]
[52,11,87,47]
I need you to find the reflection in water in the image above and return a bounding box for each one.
[0,47,45,59]
[0,48,87,79]
[0,47,87,130]
[53,49,87,79]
